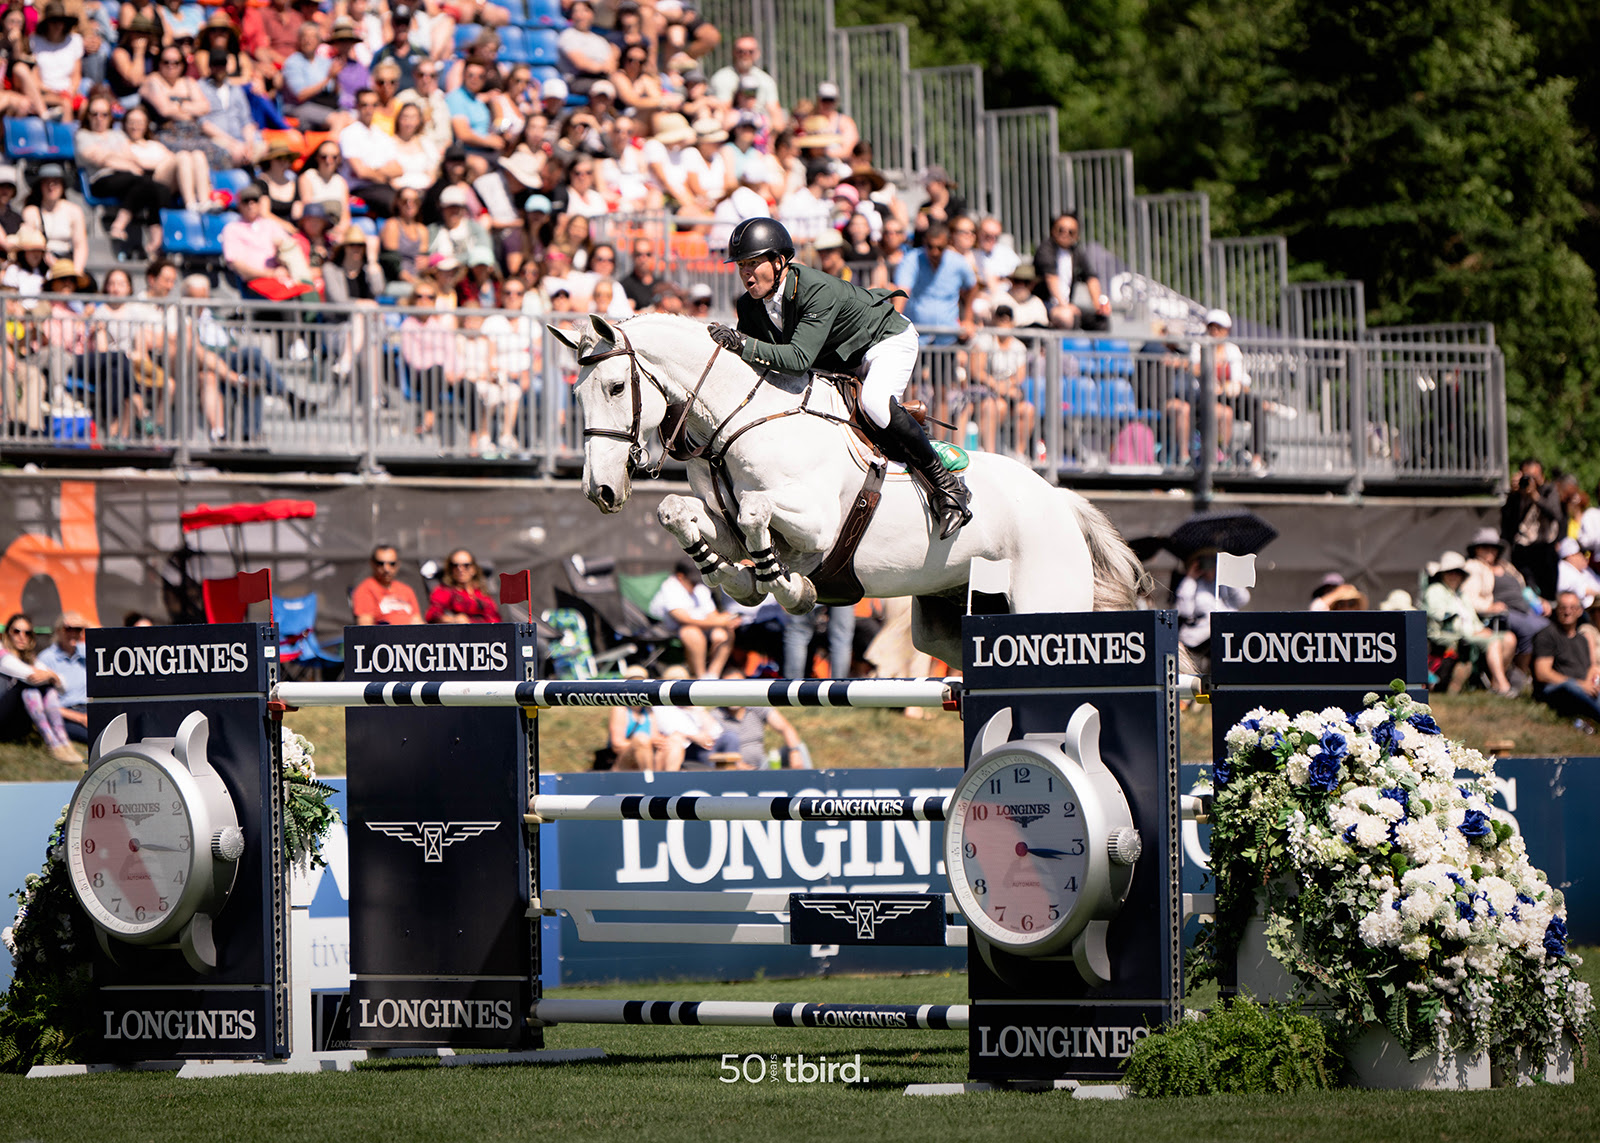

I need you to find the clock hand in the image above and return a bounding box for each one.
[1017,844,1069,859]
[131,841,185,852]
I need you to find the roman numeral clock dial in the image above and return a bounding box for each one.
[945,705,1141,984]
[65,712,247,974]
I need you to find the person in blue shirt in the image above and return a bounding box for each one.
[35,611,88,744]
[893,221,975,346]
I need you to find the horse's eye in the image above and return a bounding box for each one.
[607,381,626,398]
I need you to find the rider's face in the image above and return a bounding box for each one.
[738,256,780,300]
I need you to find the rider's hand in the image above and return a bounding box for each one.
[708,323,745,354]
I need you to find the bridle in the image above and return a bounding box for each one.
[578,324,722,476]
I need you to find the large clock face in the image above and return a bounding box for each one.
[948,748,1091,950]
[68,755,195,937]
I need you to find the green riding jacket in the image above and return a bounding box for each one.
[732,262,910,374]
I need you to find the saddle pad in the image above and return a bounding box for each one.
[932,440,970,472]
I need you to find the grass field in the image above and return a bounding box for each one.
[1,963,1596,1143]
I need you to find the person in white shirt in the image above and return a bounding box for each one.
[777,161,834,246]
[708,36,783,130]
[339,86,402,216]
[647,560,742,678]
[643,113,705,209]
[1555,538,1600,609]
[30,3,84,116]
[972,216,1019,287]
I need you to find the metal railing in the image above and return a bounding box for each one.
[0,298,1505,492]
[983,107,1062,260]
[1063,150,1137,282]
[912,65,987,213]
[1136,192,1212,313]
[1289,281,1366,342]
[1209,235,1289,337]
[835,24,913,180]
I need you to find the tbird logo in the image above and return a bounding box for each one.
[794,897,934,940]
[365,821,501,862]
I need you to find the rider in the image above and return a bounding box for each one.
[707,216,973,539]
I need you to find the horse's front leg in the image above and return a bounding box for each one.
[657,494,762,604]
[736,491,830,614]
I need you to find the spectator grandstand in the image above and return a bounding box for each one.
[0,0,1504,495]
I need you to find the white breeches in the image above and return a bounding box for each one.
[858,322,920,428]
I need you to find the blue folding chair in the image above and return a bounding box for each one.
[79,167,118,211]
[274,593,344,680]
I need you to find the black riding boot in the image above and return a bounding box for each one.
[884,398,972,539]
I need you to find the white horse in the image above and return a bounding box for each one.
[555,312,1145,667]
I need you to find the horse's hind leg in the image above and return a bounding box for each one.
[657,494,762,604]
[737,491,817,614]
[911,595,965,669]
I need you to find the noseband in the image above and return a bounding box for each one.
[579,324,722,475]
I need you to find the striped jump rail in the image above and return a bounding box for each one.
[526,793,951,823]
[530,998,969,1030]
[273,674,1204,711]
[273,677,962,710]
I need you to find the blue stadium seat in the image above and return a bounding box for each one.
[498,0,527,22]
[211,168,253,204]
[161,208,236,259]
[454,22,483,52]
[1061,374,1099,416]
[521,26,561,66]
[497,24,528,62]
[4,118,56,161]
[78,167,117,210]
[1098,378,1138,418]
[530,64,562,87]
[523,0,566,24]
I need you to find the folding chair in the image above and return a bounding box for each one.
[558,554,677,672]
[274,592,344,681]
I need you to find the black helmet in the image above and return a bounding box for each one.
[724,217,794,264]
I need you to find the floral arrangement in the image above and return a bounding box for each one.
[0,808,95,1071]
[1194,683,1592,1065]
[282,729,339,871]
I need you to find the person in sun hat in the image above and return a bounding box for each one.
[29,1,84,117]
[1424,550,1517,695]
[1462,524,1550,672]
[3,227,50,295]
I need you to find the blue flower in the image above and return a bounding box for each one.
[1319,728,1349,762]
[1457,899,1475,921]
[1379,787,1409,818]
[1372,719,1403,755]
[1212,757,1233,787]
[1408,712,1442,735]
[1241,717,1261,732]
[1458,809,1492,843]
[1544,916,1569,958]
[1391,896,1402,911]
[1510,905,1521,922]
[1308,752,1341,792]
[1344,823,1358,843]
[1446,871,1465,888]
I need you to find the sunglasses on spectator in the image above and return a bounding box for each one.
[691,299,711,308]
[951,226,975,235]
[450,560,476,568]
[592,253,614,262]
[61,625,84,633]
[160,55,183,65]
[373,558,398,567]
[9,625,32,636]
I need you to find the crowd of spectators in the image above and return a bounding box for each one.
[0,0,1135,457]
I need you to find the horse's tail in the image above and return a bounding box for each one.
[1061,490,1152,611]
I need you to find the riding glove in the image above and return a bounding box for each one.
[708,323,745,354]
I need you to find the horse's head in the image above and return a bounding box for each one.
[555,313,669,513]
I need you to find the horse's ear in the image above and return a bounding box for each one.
[589,313,621,346]
[550,324,582,352]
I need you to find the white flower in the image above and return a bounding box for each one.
[1356,706,1388,732]
[1354,814,1389,849]
[1287,753,1311,786]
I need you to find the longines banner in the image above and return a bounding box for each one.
[0,473,1493,630]
[6,759,1594,997]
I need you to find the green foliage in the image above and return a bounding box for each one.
[854,0,1600,484]
[1123,998,1338,1097]
[0,810,97,1074]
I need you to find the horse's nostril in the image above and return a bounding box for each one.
[597,485,615,509]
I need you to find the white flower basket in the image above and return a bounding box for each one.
[1347,1025,1490,1090]
[1488,1034,1578,1087]
[289,859,317,909]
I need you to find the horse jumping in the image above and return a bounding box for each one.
[555,313,1145,667]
